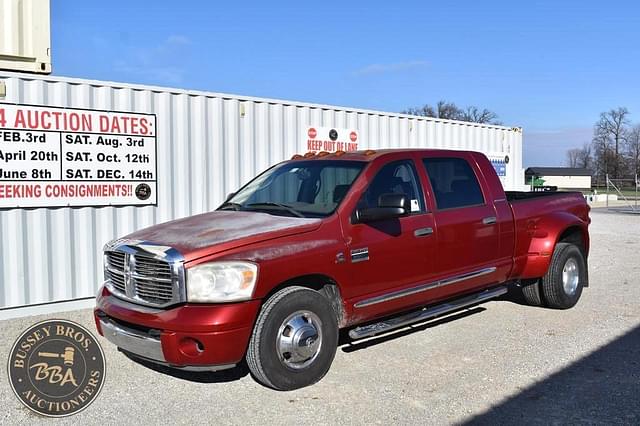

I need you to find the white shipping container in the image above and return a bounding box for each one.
[0,72,523,315]
[0,0,51,74]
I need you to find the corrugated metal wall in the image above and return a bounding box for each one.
[0,72,523,310]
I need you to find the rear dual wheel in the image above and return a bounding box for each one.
[521,242,586,309]
[521,279,543,306]
[541,243,585,309]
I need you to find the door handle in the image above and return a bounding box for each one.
[414,227,433,237]
[482,216,497,225]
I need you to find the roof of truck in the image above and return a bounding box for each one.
[290,148,469,162]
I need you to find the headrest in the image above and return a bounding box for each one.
[451,179,472,193]
[333,184,350,203]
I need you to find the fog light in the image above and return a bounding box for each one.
[178,337,204,357]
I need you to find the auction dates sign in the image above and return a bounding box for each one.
[0,103,157,208]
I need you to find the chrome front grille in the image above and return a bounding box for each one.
[104,243,185,308]
[105,251,127,294]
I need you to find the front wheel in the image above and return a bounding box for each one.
[246,286,338,390]
[541,242,586,309]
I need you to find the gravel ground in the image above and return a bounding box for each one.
[1,209,638,425]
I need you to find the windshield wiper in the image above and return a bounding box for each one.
[217,202,243,211]
[245,202,305,218]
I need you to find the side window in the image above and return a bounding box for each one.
[358,160,425,213]
[422,157,484,210]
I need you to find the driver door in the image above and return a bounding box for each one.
[344,159,437,313]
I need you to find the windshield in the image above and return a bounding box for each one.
[219,160,365,218]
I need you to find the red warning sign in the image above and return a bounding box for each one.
[304,126,359,152]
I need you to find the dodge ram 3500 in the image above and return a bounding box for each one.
[95,149,590,390]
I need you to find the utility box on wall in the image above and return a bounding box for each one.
[0,0,51,74]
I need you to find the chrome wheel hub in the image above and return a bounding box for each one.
[562,258,580,295]
[277,311,323,369]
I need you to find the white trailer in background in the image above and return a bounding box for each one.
[0,72,524,317]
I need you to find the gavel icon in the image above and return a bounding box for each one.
[38,347,75,366]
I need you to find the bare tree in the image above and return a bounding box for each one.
[566,144,592,169]
[460,106,501,125]
[433,101,463,120]
[566,148,581,167]
[403,105,433,117]
[402,100,501,125]
[579,143,592,169]
[592,107,629,178]
[592,131,609,177]
[627,125,640,177]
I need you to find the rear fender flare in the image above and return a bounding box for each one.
[519,212,588,279]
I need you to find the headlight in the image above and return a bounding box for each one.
[186,261,258,303]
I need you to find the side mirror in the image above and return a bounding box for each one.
[378,193,410,211]
[355,193,409,223]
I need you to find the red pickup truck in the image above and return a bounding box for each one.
[95,149,590,390]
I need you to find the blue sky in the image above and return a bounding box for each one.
[51,1,640,166]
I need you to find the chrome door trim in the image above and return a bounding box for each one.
[439,267,496,287]
[353,267,497,308]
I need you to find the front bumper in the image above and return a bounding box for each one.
[94,286,261,370]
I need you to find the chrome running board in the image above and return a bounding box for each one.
[348,286,508,340]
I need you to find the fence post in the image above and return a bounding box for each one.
[606,174,609,209]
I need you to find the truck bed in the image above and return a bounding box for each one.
[505,190,585,202]
[506,190,590,279]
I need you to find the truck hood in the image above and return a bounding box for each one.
[124,211,322,262]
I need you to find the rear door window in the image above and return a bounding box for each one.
[422,157,484,210]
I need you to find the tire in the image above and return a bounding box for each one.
[521,279,543,306]
[540,242,586,309]
[246,286,338,390]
